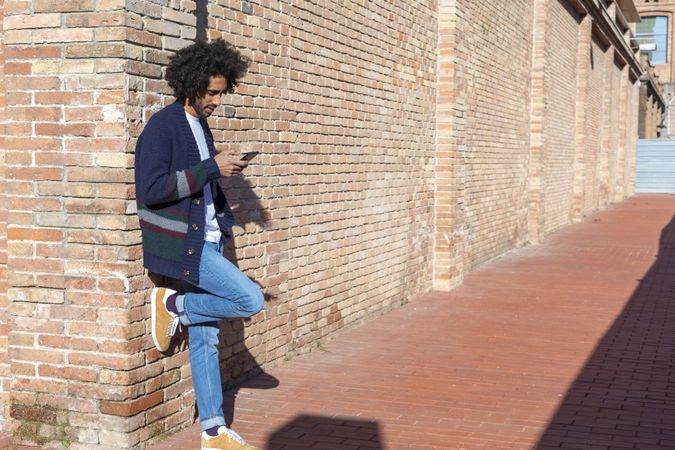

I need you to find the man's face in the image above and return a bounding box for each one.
[186,75,227,118]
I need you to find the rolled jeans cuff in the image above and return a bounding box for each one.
[175,294,192,326]
[199,414,226,432]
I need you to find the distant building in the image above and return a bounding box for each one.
[635,0,675,136]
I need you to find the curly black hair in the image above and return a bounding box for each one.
[165,39,250,102]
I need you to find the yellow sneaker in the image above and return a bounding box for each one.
[150,287,179,352]
[201,426,258,450]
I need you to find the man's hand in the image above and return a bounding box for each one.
[214,152,248,176]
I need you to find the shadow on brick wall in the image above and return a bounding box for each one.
[216,174,277,426]
[535,215,675,448]
[195,0,208,43]
[220,174,272,235]
[266,415,383,449]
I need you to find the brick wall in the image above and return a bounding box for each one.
[0,0,7,431]
[613,65,628,203]
[572,15,592,221]
[626,79,640,196]
[434,0,468,290]
[209,0,437,343]
[607,62,624,203]
[639,83,665,138]
[3,0,134,446]
[584,35,607,214]
[541,0,579,235]
[436,0,644,279]
[435,0,533,288]
[463,1,533,268]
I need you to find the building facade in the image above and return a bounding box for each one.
[638,53,667,137]
[635,0,675,135]
[0,0,650,448]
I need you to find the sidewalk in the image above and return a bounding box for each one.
[6,194,675,449]
[150,194,675,449]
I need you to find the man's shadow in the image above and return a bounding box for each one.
[219,175,281,425]
[212,175,280,426]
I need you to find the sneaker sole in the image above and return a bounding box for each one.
[201,442,255,450]
[150,287,168,352]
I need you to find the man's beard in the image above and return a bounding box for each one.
[191,100,214,118]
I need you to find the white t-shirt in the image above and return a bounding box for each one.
[185,112,221,243]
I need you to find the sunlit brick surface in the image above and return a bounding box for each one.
[149,194,675,449]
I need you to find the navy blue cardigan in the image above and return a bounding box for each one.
[134,102,235,284]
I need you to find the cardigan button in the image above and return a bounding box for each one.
[187,248,195,255]
[183,270,190,276]
[193,198,201,205]
[191,224,199,231]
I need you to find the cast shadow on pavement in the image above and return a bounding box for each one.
[266,415,383,449]
[535,215,675,448]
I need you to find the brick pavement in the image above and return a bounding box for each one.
[5,194,675,449]
[141,194,675,449]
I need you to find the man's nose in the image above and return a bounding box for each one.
[212,95,222,106]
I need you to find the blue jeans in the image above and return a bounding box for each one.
[175,241,264,431]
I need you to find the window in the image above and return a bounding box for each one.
[636,16,669,64]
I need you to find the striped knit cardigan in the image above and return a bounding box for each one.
[134,101,235,284]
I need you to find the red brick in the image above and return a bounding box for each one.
[4,1,32,15]
[7,228,63,242]
[35,91,93,105]
[65,12,125,28]
[100,391,163,417]
[35,275,66,289]
[9,348,65,365]
[5,75,60,91]
[35,123,96,137]
[37,394,98,414]
[33,0,95,12]
[33,27,94,43]
[10,362,35,376]
[8,197,62,212]
[7,167,63,182]
[12,377,66,395]
[4,137,61,151]
[64,137,125,152]
[4,45,62,59]
[5,151,32,165]
[38,335,97,351]
[5,106,61,121]
[4,62,31,75]
[68,352,137,371]
[9,257,63,273]
[38,364,97,382]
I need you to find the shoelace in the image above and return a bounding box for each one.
[166,316,180,337]
[225,428,246,445]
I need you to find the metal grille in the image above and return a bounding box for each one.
[636,139,675,193]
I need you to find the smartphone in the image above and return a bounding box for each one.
[240,151,259,161]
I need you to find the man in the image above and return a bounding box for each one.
[134,39,263,450]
